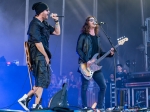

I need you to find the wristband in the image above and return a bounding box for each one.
[54,20,59,23]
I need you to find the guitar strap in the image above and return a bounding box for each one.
[28,42,37,63]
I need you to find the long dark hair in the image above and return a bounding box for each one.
[81,16,99,36]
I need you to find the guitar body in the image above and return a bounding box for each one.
[79,53,102,80]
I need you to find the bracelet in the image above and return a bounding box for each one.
[55,22,59,25]
[54,20,59,23]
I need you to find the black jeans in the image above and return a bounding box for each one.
[81,70,106,109]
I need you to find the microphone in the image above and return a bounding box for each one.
[94,22,106,25]
[99,22,106,24]
[50,14,64,17]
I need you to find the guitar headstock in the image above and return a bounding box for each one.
[117,36,128,45]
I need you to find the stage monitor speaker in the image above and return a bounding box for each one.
[48,83,68,109]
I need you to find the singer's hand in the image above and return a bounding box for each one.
[50,13,59,21]
[45,56,50,65]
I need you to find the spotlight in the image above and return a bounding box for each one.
[132,60,136,65]
[12,60,19,66]
[6,62,11,66]
[126,60,130,67]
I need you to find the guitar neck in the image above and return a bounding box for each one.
[95,44,119,64]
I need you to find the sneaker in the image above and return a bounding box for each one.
[18,94,31,111]
[95,108,105,112]
[83,107,94,112]
[31,104,43,110]
[83,107,92,110]
[83,107,88,109]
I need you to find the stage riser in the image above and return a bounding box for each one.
[0,109,56,112]
[0,109,95,112]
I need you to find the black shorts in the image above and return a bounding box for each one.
[32,56,51,88]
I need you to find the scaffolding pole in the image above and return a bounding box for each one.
[23,0,29,65]
[60,0,65,76]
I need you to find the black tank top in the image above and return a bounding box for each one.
[90,34,98,59]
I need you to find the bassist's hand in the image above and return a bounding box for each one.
[87,61,92,68]
[87,59,96,67]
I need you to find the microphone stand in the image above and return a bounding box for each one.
[99,24,121,110]
[99,24,118,53]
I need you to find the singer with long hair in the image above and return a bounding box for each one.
[76,16,114,112]
[18,2,60,111]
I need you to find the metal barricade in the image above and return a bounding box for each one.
[115,88,130,107]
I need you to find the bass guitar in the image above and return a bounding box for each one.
[79,36,128,80]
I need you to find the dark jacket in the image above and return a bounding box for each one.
[116,72,126,88]
[76,33,112,64]
[27,17,55,61]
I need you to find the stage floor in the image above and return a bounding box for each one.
[0,109,25,112]
[0,109,94,112]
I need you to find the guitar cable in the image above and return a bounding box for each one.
[0,73,29,109]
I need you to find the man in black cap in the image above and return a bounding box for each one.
[18,2,60,111]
